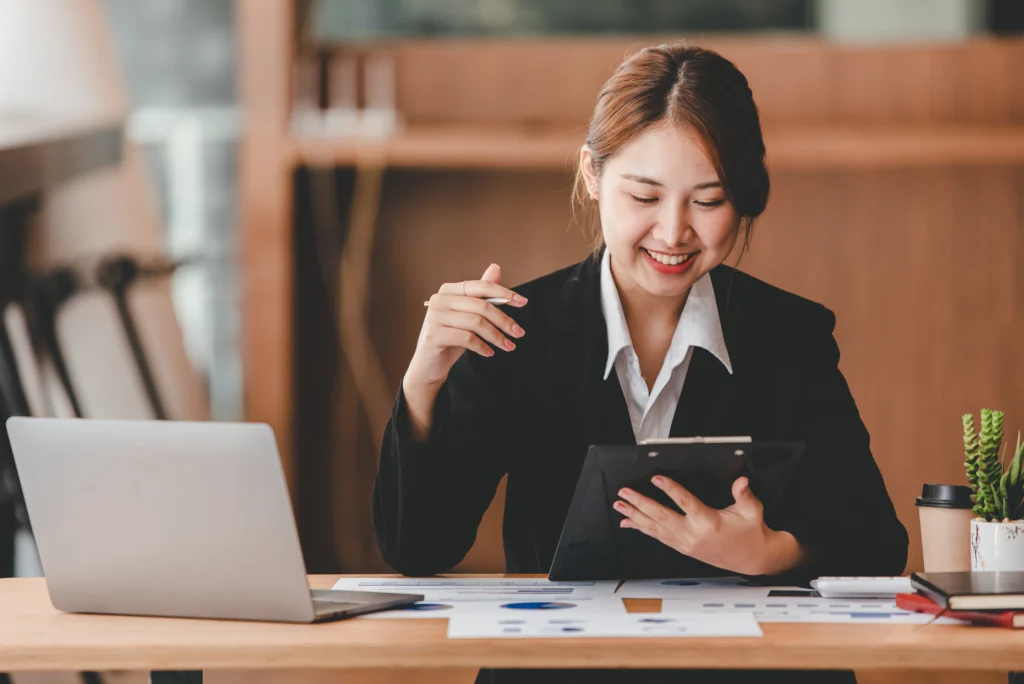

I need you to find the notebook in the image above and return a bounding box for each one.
[910,571,1024,611]
[896,592,1024,628]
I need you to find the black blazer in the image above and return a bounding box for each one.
[372,255,908,582]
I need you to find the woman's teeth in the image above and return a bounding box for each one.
[643,249,692,266]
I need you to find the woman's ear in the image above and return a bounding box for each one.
[579,146,599,200]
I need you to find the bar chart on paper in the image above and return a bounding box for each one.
[662,597,963,624]
[447,612,764,639]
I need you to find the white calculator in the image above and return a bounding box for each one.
[810,576,913,598]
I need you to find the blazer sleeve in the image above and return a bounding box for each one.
[775,309,909,582]
[372,349,516,576]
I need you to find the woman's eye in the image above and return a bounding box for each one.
[694,199,726,208]
[629,195,658,205]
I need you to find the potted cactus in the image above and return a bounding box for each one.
[963,409,1024,571]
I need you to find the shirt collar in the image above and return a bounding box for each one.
[599,249,733,380]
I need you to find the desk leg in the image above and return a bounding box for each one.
[150,672,202,684]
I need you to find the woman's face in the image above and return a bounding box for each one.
[583,123,741,299]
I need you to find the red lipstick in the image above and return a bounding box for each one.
[641,248,697,275]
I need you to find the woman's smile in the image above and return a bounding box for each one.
[640,247,698,275]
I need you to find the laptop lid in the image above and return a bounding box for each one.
[5,417,316,622]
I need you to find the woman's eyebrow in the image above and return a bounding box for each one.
[620,173,662,187]
[620,174,722,191]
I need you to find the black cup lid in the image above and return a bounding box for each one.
[916,483,973,509]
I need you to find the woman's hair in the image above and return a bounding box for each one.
[573,42,770,256]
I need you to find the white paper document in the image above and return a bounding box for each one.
[332,577,618,600]
[331,578,625,619]
[447,612,763,639]
[663,598,963,624]
[363,597,627,619]
[617,576,804,600]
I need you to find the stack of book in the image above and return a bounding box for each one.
[897,571,1024,628]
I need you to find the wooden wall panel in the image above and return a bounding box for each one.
[384,39,1024,127]
[389,37,844,127]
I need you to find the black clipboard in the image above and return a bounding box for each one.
[547,438,805,581]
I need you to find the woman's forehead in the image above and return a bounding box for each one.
[606,123,718,186]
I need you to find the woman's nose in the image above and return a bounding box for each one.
[655,205,695,246]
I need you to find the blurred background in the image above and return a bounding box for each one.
[1,0,1023,682]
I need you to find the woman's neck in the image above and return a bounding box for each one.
[610,257,690,334]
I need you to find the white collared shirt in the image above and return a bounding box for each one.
[600,250,733,443]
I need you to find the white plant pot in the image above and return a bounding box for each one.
[970,519,1024,571]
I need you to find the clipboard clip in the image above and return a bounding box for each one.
[638,436,753,445]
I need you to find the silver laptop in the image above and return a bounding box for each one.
[4,417,422,622]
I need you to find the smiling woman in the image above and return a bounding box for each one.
[373,41,907,684]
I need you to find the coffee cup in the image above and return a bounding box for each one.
[916,484,974,573]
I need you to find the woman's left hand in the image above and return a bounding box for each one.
[614,476,808,577]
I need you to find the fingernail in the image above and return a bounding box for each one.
[512,294,528,305]
[618,489,632,499]
[652,476,665,486]
[485,348,495,357]
[504,339,516,351]
[511,324,525,338]
[620,520,630,528]
[613,501,626,511]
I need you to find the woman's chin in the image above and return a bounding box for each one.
[637,277,694,299]
[635,265,698,296]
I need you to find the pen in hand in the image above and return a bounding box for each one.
[423,297,511,307]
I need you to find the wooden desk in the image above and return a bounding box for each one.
[1,575,1023,682]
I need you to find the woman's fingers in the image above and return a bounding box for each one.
[651,476,711,519]
[729,476,764,517]
[613,499,667,543]
[436,310,516,352]
[479,263,501,283]
[431,325,496,358]
[437,280,528,307]
[617,488,680,528]
[428,294,525,341]
[407,266,529,389]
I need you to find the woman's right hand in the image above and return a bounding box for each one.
[401,264,527,441]
[404,263,528,395]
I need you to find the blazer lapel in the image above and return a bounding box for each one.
[670,346,739,437]
[582,364,636,447]
[549,253,635,447]
[669,266,741,438]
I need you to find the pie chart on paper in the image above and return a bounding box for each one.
[404,602,454,612]
[501,601,578,610]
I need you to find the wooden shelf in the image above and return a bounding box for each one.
[0,114,123,206]
[289,123,1024,171]
[291,125,584,171]
[767,125,1024,170]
